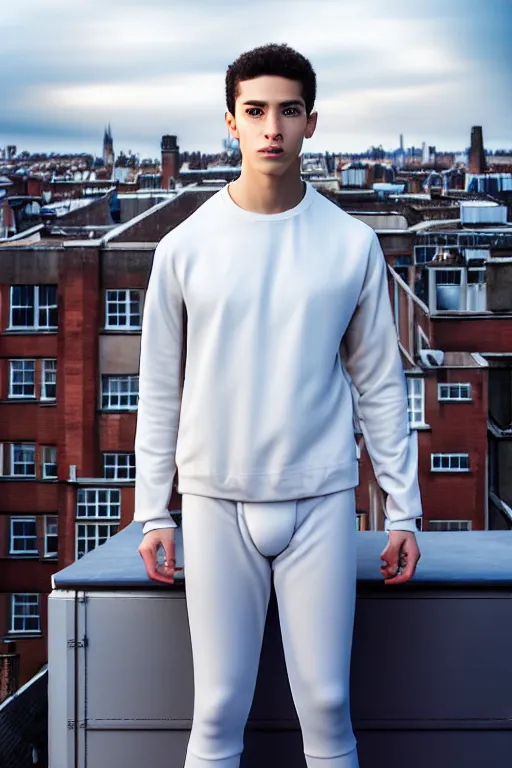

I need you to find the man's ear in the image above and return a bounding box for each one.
[305,110,318,140]
[225,111,239,140]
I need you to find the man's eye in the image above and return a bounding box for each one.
[284,107,299,116]
[246,108,262,116]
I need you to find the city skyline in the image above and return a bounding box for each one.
[1,0,511,158]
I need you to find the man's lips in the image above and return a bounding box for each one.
[258,147,284,154]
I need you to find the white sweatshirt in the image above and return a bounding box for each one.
[134,180,422,535]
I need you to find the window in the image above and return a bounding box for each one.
[429,266,487,313]
[9,360,36,398]
[104,453,136,480]
[429,520,472,531]
[101,375,139,410]
[41,446,58,479]
[9,285,58,330]
[76,488,121,518]
[10,517,38,555]
[11,444,36,477]
[438,383,472,401]
[41,359,57,400]
[105,289,142,329]
[76,523,119,559]
[10,594,40,633]
[431,453,470,472]
[75,489,120,559]
[414,246,437,265]
[407,377,426,427]
[44,515,58,557]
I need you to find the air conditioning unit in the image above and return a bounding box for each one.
[420,349,444,367]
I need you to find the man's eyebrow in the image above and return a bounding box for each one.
[241,99,305,108]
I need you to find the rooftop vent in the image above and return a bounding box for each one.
[460,201,507,226]
[420,349,445,367]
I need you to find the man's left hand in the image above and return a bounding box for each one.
[380,530,421,585]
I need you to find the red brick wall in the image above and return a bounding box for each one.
[0,593,49,687]
[432,316,512,353]
[56,246,100,481]
[356,365,488,530]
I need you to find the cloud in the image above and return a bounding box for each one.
[0,0,510,155]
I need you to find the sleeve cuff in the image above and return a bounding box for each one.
[385,517,420,534]
[141,517,178,535]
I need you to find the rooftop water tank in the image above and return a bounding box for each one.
[460,200,507,226]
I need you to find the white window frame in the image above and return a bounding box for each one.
[438,383,472,401]
[101,375,139,410]
[9,285,58,330]
[8,359,36,398]
[103,452,136,480]
[431,453,470,472]
[428,265,487,314]
[10,443,36,477]
[44,515,58,557]
[10,593,41,633]
[10,516,38,555]
[105,289,142,330]
[41,445,58,479]
[76,488,121,519]
[429,520,472,532]
[407,377,427,427]
[75,522,119,560]
[41,359,57,400]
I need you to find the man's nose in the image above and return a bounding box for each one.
[264,111,282,138]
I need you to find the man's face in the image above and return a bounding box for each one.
[226,75,317,177]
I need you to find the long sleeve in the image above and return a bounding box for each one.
[134,239,184,534]
[340,232,422,533]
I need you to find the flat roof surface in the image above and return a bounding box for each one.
[52,520,512,590]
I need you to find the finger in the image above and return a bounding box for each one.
[384,557,419,585]
[139,545,174,584]
[163,536,176,569]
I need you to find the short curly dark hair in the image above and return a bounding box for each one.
[225,43,316,117]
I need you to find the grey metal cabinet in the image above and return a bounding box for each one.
[49,523,512,768]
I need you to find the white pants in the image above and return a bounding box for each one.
[181,490,359,768]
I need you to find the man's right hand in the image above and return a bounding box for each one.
[138,527,182,584]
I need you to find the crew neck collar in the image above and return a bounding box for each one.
[219,180,315,221]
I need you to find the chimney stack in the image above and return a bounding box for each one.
[161,135,180,190]
[469,126,486,175]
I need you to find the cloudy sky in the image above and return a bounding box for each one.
[1,0,511,158]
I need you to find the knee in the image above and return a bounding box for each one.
[194,686,246,741]
[310,682,351,723]
[306,682,355,749]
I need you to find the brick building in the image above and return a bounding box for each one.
[1,179,511,687]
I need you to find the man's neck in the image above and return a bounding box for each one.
[228,162,305,215]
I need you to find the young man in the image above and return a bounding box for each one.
[135,43,422,768]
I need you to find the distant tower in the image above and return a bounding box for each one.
[103,124,114,167]
[468,126,486,175]
[161,135,180,190]
[399,134,404,152]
